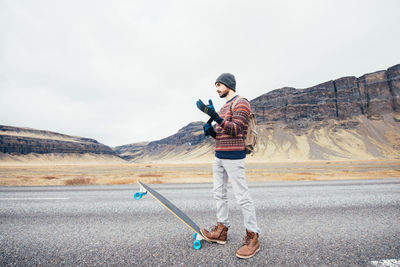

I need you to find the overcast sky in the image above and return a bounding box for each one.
[1,0,399,147]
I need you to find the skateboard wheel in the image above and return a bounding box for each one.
[194,233,197,240]
[193,240,201,250]
[134,192,142,200]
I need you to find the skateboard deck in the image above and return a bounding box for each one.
[134,180,211,249]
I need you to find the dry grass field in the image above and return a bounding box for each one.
[0,160,399,186]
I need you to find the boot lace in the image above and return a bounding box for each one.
[243,235,251,246]
[210,224,219,232]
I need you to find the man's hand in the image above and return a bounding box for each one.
[203,122,216,138]
[196,99,214,112]
[206,99,215,111]
[196,99,223,125]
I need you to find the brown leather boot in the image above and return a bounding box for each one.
[236,229,260,259]
[200,222,229,244]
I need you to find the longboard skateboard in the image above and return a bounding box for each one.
[134,180,211,250]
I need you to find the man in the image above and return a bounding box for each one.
[196,73,260,259]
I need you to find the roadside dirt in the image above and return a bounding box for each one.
[0,160,399,186]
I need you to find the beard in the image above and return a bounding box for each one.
[219,92,228,98]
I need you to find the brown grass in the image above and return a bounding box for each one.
[111,178,136,185]
[16,175,30,179]
[42,175,57,180]
[65,177,93,185]
[138,173,164,178]
[148,179,163,184]
[0,160,399,186]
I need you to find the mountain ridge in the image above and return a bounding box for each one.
[1,64,399,163]
[0,125,117,156]
[116,64,400,162]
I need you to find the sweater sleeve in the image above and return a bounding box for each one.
[221,98,250,137]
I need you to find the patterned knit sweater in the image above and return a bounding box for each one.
[215,95,250,159]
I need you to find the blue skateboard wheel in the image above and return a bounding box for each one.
[194,233,198,240]
[193,240,201,250]
[134,192,142,200]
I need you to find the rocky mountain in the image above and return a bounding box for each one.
[251,64,400,126]
[117,64,400,162]
[0,125,117,156]
[2,64,399,163]
[114,122,214,162]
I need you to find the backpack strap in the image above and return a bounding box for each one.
[230,95,242,113]
[230,95,251,113]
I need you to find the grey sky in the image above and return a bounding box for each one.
[1,0,399,147]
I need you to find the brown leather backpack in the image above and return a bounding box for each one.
[231,96,258,155]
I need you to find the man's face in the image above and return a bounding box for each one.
[216,83,230,98]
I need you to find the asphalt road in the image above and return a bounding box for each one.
[1,179,400,266]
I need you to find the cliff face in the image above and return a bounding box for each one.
[118,64,400,162]
[251,64,400,126]
[0,126,116,155]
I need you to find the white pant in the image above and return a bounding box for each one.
[212,157,260,234]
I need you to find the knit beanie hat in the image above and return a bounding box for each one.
[215,73,236,91]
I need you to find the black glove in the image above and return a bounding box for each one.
[203,122,216,138]
[196,99,223,125]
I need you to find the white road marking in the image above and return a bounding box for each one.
[0,197,69,200]
[370,259,400,267]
